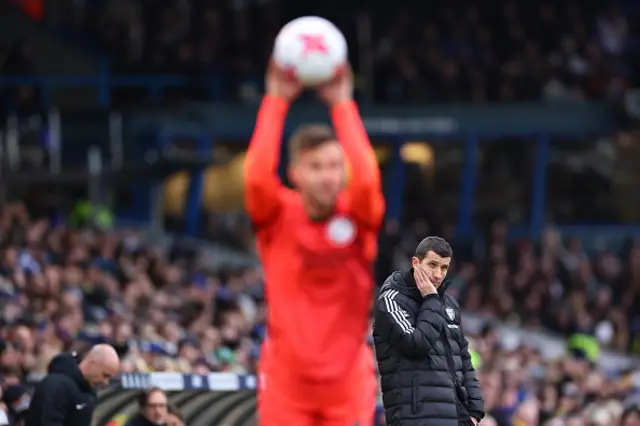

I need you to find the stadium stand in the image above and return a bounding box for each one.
[1,0,638,105]
[52,0,634,102]
[1,0,640,425]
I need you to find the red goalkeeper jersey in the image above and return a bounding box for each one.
[244,95,384,382]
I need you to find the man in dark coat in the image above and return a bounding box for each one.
[373,236,485,426]
[25,344,119,426]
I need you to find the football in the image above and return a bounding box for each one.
[273,16,348,86]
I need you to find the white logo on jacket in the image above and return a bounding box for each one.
[445,307,456,321]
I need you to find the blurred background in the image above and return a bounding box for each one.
[1,0,640,425]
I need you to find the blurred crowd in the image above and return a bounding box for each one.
[0,200,636,425]
[0,201,264,381]
[463,324,640,426]
[2,0,639,103]
[369,1,636,103]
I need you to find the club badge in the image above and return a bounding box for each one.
[326,216,356,246]
[445,307,456,322]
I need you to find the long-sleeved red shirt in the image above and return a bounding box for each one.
[244,95,384,382]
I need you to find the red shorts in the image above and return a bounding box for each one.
[258,344,377,426]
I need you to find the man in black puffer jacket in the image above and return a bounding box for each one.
[373,236,485,426]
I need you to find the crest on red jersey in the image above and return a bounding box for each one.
[326,215,356,246]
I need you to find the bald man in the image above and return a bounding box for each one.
[26,344,120,426]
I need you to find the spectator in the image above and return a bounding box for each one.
[125,388,169,426]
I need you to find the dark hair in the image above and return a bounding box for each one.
[414,236,453,260]
[137,387,166,408]
[288,124,336,159]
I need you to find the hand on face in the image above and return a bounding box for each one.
[414,266,438,297]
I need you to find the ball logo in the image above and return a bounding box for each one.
[273,16,347,86]
[326,216,356,246]
[300,34,328,55]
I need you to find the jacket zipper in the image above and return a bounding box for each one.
[439,295,462,421]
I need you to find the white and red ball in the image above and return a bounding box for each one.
[273,16,347,86]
